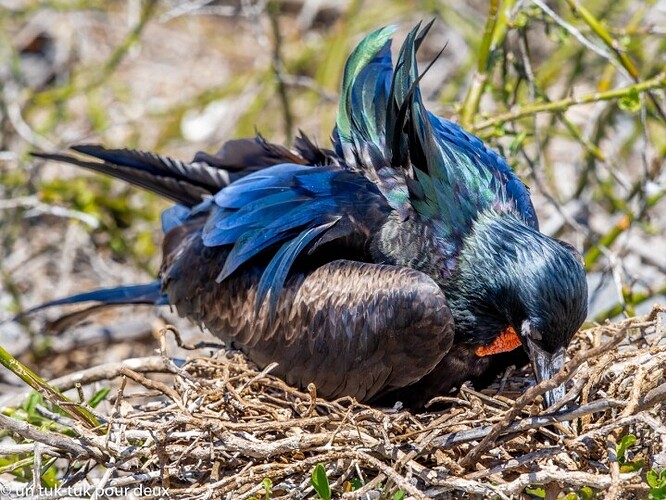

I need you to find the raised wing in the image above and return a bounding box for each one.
[333,22,538,242]
[197,163,391,313]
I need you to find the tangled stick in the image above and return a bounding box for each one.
[0,308,664,498]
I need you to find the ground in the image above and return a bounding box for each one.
[1,0,666,498]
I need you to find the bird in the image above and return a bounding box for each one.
[28,22,588,408]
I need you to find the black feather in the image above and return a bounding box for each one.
[32,148,226,206]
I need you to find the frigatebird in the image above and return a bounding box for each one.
[29,22,588,408]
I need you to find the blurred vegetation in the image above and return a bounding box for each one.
[1,0,664,327]
[1,2,665,496]
[39,177,161,267]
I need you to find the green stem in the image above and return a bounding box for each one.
[563,0,666,121]
[563,0,639,79]
[473,73,666,132]
[460,0,502,129]
[0,344,100,429]
[531,86,606,162]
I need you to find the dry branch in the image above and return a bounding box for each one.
[1,310,665,498]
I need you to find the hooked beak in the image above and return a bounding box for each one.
[523,329,567,408]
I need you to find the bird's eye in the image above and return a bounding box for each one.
[521,319,542,342]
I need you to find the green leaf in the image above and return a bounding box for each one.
[493,123,506,137]
[648,469,666,500]
[618,88,641,113]
[649,483,666,500]
[392,490,406,500]
[311,463,331,500]
[620,458,644,473]
[40,458,59,488]
[617,434,637,463]
[88,388,110,408]
[262,477,272,498]
[21,392,43,417]
[578,487,595,500]
[647,470,660,488]
[525,486,546,498]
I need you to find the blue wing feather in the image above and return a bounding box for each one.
[216,201,337,281]
[215,196,309,232]
[161,204,191,233]
[198,161,389,308]
[255,218,340,315]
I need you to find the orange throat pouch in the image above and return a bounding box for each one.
[475,326,522,357]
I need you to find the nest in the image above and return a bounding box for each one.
[1,307,666,499]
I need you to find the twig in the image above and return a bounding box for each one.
[268,0,294,142]
[49,356,177,392]
[500,466,639,496]
[467,447,562,479]
[562,0,666,121]
[354,450,428,500]
[118,367,186,412]
[473,72,666,132]
[0,413,106,461]
[431,397,624,449]
[459,320,634,467]
[0,443,62,457]
[530,0,631,80]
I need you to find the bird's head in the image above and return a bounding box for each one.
[445,210,588,407]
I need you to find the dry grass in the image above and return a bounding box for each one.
[1,307,665,498]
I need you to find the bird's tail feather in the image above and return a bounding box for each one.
[18,281,168,319]
[32,135,332,208]
[32,145,230,206]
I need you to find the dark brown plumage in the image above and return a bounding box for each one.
[162,215,454,402]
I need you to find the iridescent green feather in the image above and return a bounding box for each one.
[335,22,538,241]
[336,25,397,142]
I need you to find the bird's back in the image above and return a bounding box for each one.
[161,214,454,402]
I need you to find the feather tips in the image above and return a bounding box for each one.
[72,145,231,202]
[336,22,538,238]
[201,162,387,313]
[334,25,412,218]
[255,218,340,316]
[337,25,397,144]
